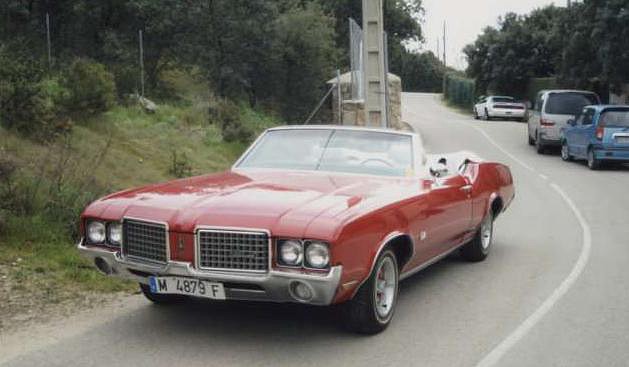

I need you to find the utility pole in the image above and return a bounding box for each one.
[362,0,387,128]
[138,29,145,97]
[436,38,440,60]
[442,21,447,67]
[46,13,52,69]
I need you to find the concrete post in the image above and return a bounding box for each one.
[362,0,387,128]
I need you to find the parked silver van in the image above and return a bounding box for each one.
[528,90,600,154]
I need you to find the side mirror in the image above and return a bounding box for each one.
[567,119,576,126]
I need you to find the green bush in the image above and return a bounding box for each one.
[444,73,476,109]
[168,150,193,178]
[0,49,55,136]
[210,100,253,143]
[63,59,117,116]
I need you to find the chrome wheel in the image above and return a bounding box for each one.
[374,256,397,320]
[480,214,493,251]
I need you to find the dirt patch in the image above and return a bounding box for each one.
[0,262,137,333]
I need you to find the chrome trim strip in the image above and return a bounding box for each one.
[399,245,462,281]
[194,226,272,274]
[121,217,170,267]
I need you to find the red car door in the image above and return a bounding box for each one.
[422,174,473,256]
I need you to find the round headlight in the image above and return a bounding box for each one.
[108,222,122,246]
[305,242,330,269]
[87,221,106,244]
[279,240,303,266]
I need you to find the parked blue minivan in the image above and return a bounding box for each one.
[561,105,629,170]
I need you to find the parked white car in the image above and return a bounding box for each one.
[474,96,527,122]
[527,90,600,154]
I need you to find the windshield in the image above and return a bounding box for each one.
[237,129,414,177]
[492,97,514,103]
[545,93,599,115]
[600,109,629,127]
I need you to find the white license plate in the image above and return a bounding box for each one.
[505,111,513,115]
[149,276,226,300]
[616,136,629,144]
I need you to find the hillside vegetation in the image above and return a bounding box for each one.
[0,71,277,329]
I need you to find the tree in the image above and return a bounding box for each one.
[271,2,338,122]
[463,6,565,97]
[398,51,447,92]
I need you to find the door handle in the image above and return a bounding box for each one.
[460,185,473,192]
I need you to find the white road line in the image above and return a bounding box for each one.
[539,174,549,181]
[468,124,536,173]
[475,183,592,367]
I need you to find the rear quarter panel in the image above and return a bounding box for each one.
[466,162,514,227]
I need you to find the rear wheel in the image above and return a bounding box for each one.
[561,142,573,162]
[484,108,490,121]
[535,132,546,154]
[343,249,399,334]
[587,148,601,170]
[461,212,493,262]
[140,283,183,304]
[528,134,535,146]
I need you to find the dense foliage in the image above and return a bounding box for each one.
[0,0,427,125]
[464,1,629,99]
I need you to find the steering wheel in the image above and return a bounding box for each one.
[359,158,395,168]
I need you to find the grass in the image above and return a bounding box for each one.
[0,72,280,324]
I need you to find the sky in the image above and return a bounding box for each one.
[420,0,561,70]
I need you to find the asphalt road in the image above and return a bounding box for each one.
[2,93,628,367]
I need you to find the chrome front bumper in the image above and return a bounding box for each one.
[78,240,342,306]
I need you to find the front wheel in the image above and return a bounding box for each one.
[343,249,399,334]
[461,212,493,262]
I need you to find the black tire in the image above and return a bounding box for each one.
[474,108,480,120]
[460,212,494,262]
[140,283,184,304]
[535,132,546,154]
[484,108,490,121]
[561,142,573,162]
[343,249,399,334]
[587,148,601,170]
[528,135,535,146]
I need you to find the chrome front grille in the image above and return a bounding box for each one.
[122,219,168,264]
[197,230,269,272]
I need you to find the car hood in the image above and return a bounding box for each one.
[83,169,422,240]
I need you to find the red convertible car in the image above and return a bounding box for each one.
[78,126,514,334]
